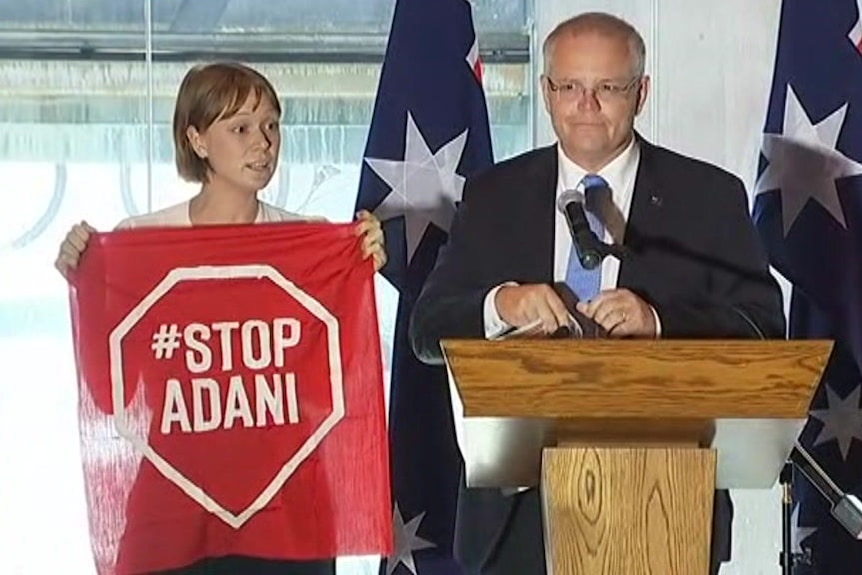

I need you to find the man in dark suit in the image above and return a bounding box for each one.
[409,11,785,575]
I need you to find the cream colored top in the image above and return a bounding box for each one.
[116,200,315,229]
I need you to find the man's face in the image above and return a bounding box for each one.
[542,30,649,172]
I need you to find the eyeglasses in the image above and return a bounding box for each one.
[544,76,641,102]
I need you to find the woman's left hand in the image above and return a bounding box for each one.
[355,210,387,272]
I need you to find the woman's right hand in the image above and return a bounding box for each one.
[55,221,95,280]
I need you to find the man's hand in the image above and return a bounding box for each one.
[496,284,570,333]
[576,288,657,338]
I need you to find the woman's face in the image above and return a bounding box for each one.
[189,91,281,196]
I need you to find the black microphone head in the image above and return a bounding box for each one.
[557,189,603,269]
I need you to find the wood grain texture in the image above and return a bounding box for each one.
[542,447,715,575]
[442,339,831,419]
[554,417,713,447]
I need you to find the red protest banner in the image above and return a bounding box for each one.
[69,222,391,574]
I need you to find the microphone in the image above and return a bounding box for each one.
[557,189,603,270]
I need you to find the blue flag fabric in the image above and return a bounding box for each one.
[754,0,862,571]
[354,0,494,573]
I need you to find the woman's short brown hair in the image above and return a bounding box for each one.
[173,62,281,183]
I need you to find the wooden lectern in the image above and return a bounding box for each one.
[441,339,832,575]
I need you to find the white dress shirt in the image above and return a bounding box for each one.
[482,138,644,337]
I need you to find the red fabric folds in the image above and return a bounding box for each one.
[69,222,391,574]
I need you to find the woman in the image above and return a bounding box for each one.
[56,62,387,575]
[55,61,385,276]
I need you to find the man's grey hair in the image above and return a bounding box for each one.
[542,12,646,78]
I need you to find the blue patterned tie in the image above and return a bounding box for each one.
[565,174,609,301]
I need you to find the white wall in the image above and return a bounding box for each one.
[534,2,785,574]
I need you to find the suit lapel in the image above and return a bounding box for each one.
[519,145,558,282]
[619,138,664,288]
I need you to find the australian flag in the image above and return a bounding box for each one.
[354,0,494,573]
[754,0,862,571]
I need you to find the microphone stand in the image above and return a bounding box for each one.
[578,228,626,268]
[779,462,809,574]
[780,442,862,573]
[596,241,626,263]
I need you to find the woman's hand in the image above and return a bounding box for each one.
[355,210,387,272]
[55,221,95,280]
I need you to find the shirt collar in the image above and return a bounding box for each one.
[557,137,640,197]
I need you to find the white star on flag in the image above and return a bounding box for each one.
[791,503,818,555]
[365,112,468,263]
[385,503,435,575]
[810,382,862,461]
[755,84,862,235]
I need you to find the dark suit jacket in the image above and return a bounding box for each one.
[409,139,786,573]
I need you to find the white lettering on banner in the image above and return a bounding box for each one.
[193,377,221,432]
[181,318,301,373]
[160,372,301,434]
[183,323,212,373]
[156,317,305,435]
[212,321,240,371]
[161,378,192,433]
[109,264,346,530]
[255,373,300,426]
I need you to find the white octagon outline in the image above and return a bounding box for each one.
[108,264,344,529]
